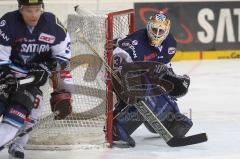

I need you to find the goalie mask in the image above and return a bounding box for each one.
[147,12,170,47]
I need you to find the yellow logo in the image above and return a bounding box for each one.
[29,0,38,3]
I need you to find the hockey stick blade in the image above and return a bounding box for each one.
[167,133,208,147]
[135,101,208,147]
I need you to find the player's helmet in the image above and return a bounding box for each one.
[147,12,171,47]
[18,0,43,6]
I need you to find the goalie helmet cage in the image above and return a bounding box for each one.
[26,9,135,150]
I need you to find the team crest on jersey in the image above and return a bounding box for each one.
[168,47,176,55]
[38,33,56,44]
[0,20,6,27]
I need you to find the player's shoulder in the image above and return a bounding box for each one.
[41,12,68,43]
[0,10,20,23]
[126,28,147,40]
[41,12,55,21]
[0,11,20,44]
[165,33,177,46]
[1,10,18,18]
[42,12,67,34]
[117,28,147,47]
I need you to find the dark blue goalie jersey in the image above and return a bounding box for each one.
[0,10,71,70]
[113,29,177,70]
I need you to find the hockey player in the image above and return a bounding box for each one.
[0,0,73,158]
[112,12,192,147]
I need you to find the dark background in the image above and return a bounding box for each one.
[135,2,240,51]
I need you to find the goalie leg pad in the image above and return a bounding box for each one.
[113,120,136,147]
[168,113,193,137]
[113,101,144,146]
[143,95,179,122]
[143,94,192,137]
[113,102,144,135]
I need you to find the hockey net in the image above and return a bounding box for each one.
[26,9,135,150]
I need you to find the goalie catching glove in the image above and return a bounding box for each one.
[163,73,190,98]
[50,90,72,119]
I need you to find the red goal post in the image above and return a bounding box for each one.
[105,9,135,147]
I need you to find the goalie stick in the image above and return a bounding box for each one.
[135,101,207,147]
[74,27,208,147]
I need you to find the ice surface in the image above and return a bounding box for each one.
[1,59,240,159]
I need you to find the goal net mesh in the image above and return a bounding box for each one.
[26,9,134,150]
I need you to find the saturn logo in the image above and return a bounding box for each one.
[0,20,6,27]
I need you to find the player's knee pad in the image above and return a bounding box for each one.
[9,87,42,114]
[2,104,29,128]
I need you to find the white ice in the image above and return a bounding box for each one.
[0,59,240,159]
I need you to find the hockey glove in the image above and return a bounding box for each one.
[28,64,51,87]
[50,90,72,119]
[0,73,19,97]
[164,73,190,98]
